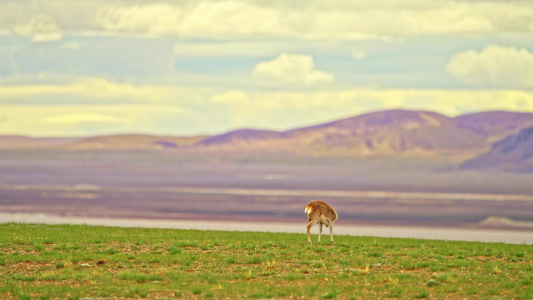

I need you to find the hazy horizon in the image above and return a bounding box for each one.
[2,108,531,139]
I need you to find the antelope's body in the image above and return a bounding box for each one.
[305,200,338,244]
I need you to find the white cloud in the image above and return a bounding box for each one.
[14,15,62,42]
[94,1,289,39]
[447,45,533,88]
[253,53,334,85]
[178,1,290,39]
[0,1,532,41]
[42,113,125,125]
[0,78,177,101]
[0,103,189,137]
[90,1,533,40]
[211,89,250,105]
[93,4,184,36]
[0,1,531,42]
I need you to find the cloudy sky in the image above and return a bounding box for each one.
[1,0,533,137]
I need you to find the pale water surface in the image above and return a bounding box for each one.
[1,213,531,245]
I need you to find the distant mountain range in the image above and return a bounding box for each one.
[0,135,81,150]
[64,134,207,150]
[2,109,533,170]
[197,110,533,160]
[461,126,533,171]
[198,110,483,155]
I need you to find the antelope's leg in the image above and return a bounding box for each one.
[328,220,335,244]
[307,220,315,244]
[318,222,323,244]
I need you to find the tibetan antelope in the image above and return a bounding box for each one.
[304,200,338,244]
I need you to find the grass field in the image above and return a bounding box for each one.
[1,223,532,299]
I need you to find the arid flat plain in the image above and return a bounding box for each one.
[1,150,532,240]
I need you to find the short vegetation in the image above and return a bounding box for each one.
[0,223,532,299]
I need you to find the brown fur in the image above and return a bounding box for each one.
[305,200,338,244]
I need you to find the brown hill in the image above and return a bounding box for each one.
[66,134,207,150]
[196,110,488,156]
[453,111,533,143]
[461,126,533,171]
[283,109,485,156]
[199,129,283,149]
[0,135,81,149]
[195,109,533,157]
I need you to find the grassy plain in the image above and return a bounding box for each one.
[1,223,532,299]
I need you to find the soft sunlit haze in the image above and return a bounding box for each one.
[1,0,533,137]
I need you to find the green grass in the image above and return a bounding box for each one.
[0,223,532,299]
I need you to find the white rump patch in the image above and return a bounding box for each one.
[304,206,312,216]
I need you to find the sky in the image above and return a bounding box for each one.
[1,0,533,137]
